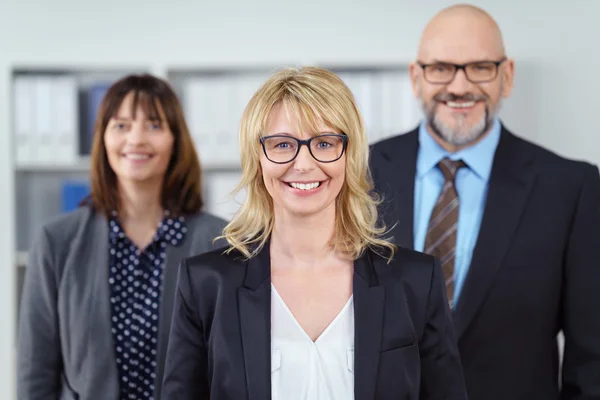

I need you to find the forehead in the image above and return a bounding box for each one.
[419,20,504,63]
[113,91,164,120]
[265,101,335,138]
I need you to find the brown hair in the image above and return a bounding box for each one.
[86,73,203,216]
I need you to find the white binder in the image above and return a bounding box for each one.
[185,77,218,168]
[52,76,79,164]
[33,76,54,164]
[13,76,36,166]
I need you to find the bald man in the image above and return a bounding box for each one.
[369,4,600,400]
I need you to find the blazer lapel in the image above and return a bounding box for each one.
[154,232,194,398]
[454,128,536,338]
[87,213,119,398]
[353,251,385,400]
[238,242,271,400]
[374,129,418,249]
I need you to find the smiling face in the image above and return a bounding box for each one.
[259,101,346,219]
[104,91,174,186]
[409,5,514,151]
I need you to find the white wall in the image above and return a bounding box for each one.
[1,0,598,397]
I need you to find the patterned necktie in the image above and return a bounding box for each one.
[424,158,466,308]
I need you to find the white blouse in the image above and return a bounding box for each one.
[270,284,355,400]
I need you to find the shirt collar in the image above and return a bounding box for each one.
[108,210,187,247]
[416,118,501,181]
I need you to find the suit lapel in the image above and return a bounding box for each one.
[154,231,194,398]
[454,128,536,338]
[235,244,388,400]
[374,129,418,249]
[87,213,120,398]
[353,251,385,400]
[238,242,271,400]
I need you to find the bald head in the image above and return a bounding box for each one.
[409,4,514,152]
[418,4,506,62]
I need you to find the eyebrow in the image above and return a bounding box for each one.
[111,116,161,122]
[266,132,294,137]
[266,131,338,136]
[425,58,500,64]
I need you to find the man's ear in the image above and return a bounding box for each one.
[408,62,421,99]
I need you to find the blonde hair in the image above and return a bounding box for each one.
[221,66,395,261]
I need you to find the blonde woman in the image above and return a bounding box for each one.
[161,67,467,399]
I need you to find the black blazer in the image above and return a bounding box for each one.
[369,124,600,400]
[161,241,468,399]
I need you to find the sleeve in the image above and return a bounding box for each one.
[419,257,468,400]
[16,226,63,400]
[560,164,600,398]
[161,258,210,399]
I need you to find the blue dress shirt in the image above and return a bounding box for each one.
[413,119,501,305]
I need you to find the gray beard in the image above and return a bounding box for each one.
[418,84,503,147]
[427,103,493,147]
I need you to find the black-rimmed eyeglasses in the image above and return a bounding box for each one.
[259,133,348,164]
[418,58,507,84]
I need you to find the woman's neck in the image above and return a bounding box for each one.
[270,204,340,268]
[117,181,164,249]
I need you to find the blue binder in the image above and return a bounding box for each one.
[61,180,91,212]
[82,83,111,154]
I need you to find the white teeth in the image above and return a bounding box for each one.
[446,101,476,108]
[124,153,151,160]
[289,182,320,190]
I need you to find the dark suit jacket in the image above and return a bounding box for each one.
[17,206,227,400]
[369,124,600,400]
[161,240,468,399]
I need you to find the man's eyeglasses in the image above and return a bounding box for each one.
[259,133,348,164]
[418,58,507,84]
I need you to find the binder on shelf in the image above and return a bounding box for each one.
[212,76,237,166]
[14,74,81,167]
[232,72,269,158]
[398,72,422,133]
[380,71,406,139]
[52,76,79,164]
[83,83,111,155]
[61,180,90,212]
[184,77,216,166]
[355,72,380,143]
[379,70,422,141]
[336,71,382,143]
[184,72,269,169]
[13,76,36,166]
[34,76,55,164]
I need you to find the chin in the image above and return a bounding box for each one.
[279,202,323,217]
[433,116,488,145]
[119,173,159,184]
[285,206,321,217]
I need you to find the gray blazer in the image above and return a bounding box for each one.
[17,206,228,400]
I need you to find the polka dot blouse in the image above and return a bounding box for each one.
[108,212,187,400]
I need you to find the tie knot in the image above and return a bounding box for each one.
[438,158,466,181]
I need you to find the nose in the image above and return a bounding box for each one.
[128,123,146,144]
[446,68,472,95]
[293,144,316,172]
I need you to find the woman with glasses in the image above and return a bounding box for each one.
[161,67,468,399]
